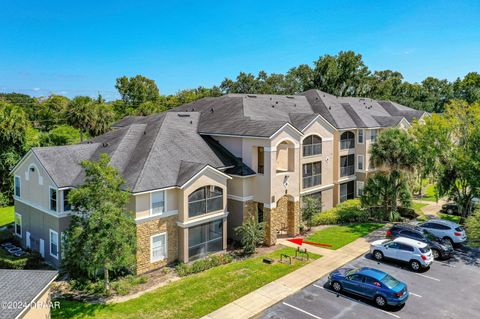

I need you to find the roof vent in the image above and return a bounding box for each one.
[286,96,294,99]
[190,120,193,124]
[323,94,326,97]
[210,108,214,113]
[272,105,275,108]
[102,142,108,148]
[315,97,319,100]
[247,95,257,98]
[275,101,279,104]
[294,103,296,107]
[177,114,190,117]
[191,108,195,111]
[329,106,332,110]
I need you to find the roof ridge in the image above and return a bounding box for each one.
[130,113,167,191]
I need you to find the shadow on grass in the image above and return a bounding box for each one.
[53,300,106,319]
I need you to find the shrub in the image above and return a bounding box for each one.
[175,253,234,277]
[312,199,367,225]
[466,208,480,246]
[110,275,148,296]
[235,218,265,255]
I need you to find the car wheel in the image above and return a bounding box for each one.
[375,295,387,308]
[447,208,453,215]
[410,260,421,271]
[331,281,342,292]
[443,237,455,247]
[373,250,384,261]
[432,249,440,259]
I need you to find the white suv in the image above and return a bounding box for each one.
[370,237,434,271]
[419,219,467,246]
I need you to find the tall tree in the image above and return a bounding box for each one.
[62,154,136,291]
[66,96,96,141]
[36,95,70,131]
[115,75,160,107]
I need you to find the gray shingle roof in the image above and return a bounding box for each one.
[31,112,250,193]
[0,269,57,319]
[301,90,426,129]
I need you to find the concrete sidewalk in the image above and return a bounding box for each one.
[201,228,385,319]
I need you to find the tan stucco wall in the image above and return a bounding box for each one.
[134,189,178,220]
[22,287,53,319]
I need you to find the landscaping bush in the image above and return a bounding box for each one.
[397,207,418,219]
[0,248,44,270]
[312,199,368,225]
[175,253,234,277]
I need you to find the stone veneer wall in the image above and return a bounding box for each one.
[136,215,179,274]
[264,195,300,246]
[243,200,258,222]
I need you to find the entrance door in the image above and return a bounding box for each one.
[26,231,31,248]
[39,239,45,257]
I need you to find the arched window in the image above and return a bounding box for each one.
[340,131,355,150]
[302,135,322,156]
[188,186,223,218]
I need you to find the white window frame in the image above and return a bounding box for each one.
[14,212,22,238]
[150,190,166,216]
[14,175,21,198]
[358,129,364,144]
[49,186,58,212]
[357,181,365,197]
[49,229,59,259]
[357,155,364,171]
[62,189,72,212]
[370,129,378,142]
[150,232,167,263]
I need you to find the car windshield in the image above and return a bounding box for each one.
[345,268,359,276]
[380,274,400,289]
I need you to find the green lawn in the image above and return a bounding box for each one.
[439,213,462,223]
[420,184,437,202]
[305,223,383,250]
[0,206,14,227]
[52,247,320,319]
[412,201,428,215]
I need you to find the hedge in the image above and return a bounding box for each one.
[175,253,234,277]
[312,199,369,225]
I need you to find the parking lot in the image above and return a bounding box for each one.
[258,246,480,319]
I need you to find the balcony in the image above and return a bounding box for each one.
[303,175,322,189]
[340,165,355,177]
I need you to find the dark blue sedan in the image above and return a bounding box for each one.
[327,267,408,307]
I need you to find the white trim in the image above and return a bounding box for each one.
[300,183,334,195]
[14,175,21,198]
[10,150,59,188]
[49,229,59,260]
[301,113,337,132]
[265,202,276,209]
[358,129,365,144]
[269,123,304,140]
[136,210,178,224]
[199,132,269,140]
[320,137,333,142]
[338,175,357,183]
[14,212,22,238]
[180,165,232,190]
[133,186,177,196]
[14,197,69,218]
[227,194,254,202]
[228,174,256,179]
[26,163,43,185]
[150,190,167,216]
[397,117,411,129]
[49,186,58,212]
[150,232,167,263]
[26,231,31,248]
[357,155,365,172]
[356,181,365,197]
[176,211,229,228]
[273,137,300,149]
[14,272,57,319]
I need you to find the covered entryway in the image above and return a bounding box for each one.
[264,195,300,246]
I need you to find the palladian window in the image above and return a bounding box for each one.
[188,186,223,218]
[302,135,322,156]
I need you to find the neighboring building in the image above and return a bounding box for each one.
[11,90,427,274]
[0,269,57,319]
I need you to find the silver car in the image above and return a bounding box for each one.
[419,219,467,246]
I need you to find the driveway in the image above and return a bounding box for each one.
[257,245,480,319]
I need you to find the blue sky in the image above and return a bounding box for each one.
[1,0,479,100]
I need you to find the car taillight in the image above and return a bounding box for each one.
[386,230,392,236]
[454,232,462,236]
[394,291,404,297]
[421,255,427,260]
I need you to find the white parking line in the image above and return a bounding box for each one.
[409,292,422,298]
[312,284,401,318]
[415,273,440,281]
[282,302,323,319]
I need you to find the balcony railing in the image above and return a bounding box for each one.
[340,165,355,177]
[340,139,355,150]
[302,144,322,157]
[303,174,322,189]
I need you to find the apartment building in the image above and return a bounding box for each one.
[11,90,427,274]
